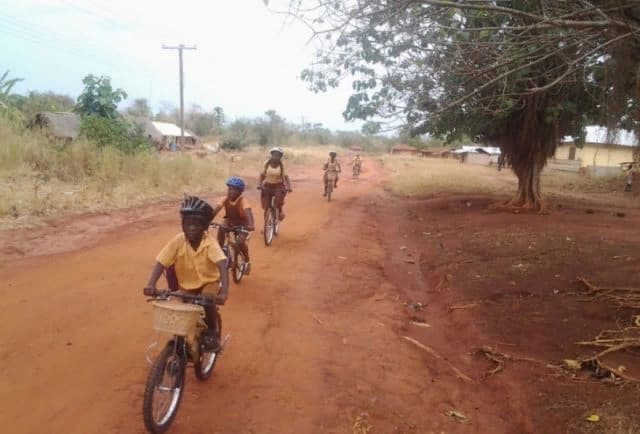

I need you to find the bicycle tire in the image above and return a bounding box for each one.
[143,340,186,433]
[194,312,221,381]
[232,245,245,283]
[264,208,275,246]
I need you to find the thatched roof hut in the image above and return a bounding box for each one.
[33,112,81,140]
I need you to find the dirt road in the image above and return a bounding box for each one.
[3,158,639,434]
[0,161,464,434]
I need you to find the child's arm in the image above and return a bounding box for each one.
[284,174,292,191]
[143,262,165,295]
[245,208,256,231]
[216,259,230,304]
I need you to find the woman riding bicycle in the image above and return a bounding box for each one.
[213,177,256,274]
[323,151,341,195]
[258,147,292,220]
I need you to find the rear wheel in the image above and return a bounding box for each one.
[326,181,333,202]
[194,312,221,381]
[143,340,186,433]
[232,246,246,283]
[273,205,280,236]
[264,208,275,246]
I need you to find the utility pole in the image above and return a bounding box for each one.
[162,43,196,147]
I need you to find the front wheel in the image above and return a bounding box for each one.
[264,208,276,246]
[232,246,246,283]
[143,340,186,433]
[194,312,221,381]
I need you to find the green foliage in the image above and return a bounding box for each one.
[75,74,127,118]
[220,119,252,150]
[125,98,152,118]
[0,70,25,125]
[361,121,381,136]
[80,115,149,154]
[213,106,225,133]
[13,91,75,121]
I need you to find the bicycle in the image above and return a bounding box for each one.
[142,290,227,433]
[210,222,250,283]
[352,164,361,179]
[324,172,338,202]
[259,185,288,246]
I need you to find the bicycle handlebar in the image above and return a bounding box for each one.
[209,223,249,234]
[146,289,215,306]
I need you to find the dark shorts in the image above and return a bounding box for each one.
[261,183,286,208]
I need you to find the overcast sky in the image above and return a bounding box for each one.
[0,0,363,131]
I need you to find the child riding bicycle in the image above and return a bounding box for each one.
[212,177,256,274]
[143,195,229,351]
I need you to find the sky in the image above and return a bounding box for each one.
[0,0,363,131]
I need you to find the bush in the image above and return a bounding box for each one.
[219,137,246,151]
[80,115,150,153]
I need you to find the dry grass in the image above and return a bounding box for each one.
[381,155,515,196]
[0,119,341,226]
[381,155,638,208]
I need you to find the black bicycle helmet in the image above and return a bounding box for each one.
[180,195,214,223]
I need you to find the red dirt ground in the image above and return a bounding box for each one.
[0,159,639,433]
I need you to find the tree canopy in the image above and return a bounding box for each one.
[290,0,640,209]
[75,74,127,118]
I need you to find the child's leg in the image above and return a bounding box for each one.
[237,232,250,261]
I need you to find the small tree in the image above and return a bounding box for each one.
[0,70,24,124]
[75,74,127,118]
[213,106,225,134]
[126,98,152,118]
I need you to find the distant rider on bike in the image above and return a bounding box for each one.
[212,177,256,274]
[323,151,341,195]
[351,154,362,172]
[258,147,292,220]
[144,195,229,351]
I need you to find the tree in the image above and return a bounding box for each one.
[213,106,225,134]
[361,121,381,136]
[155,101,178,123]
[265,109,288,145]
[185,104,215,136]
[13,91,74,120]
[291,1,640,210]
[75,74,127,118]
[0,70,24,124]
[126,98,152,118]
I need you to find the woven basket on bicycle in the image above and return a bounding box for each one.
[152,301,202,337]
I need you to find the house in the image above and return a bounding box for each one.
[32,112,81,141]
[555,126,638,176]
[421,147,452,158]
[390,144,418,155]
[453,145,501,165]
[140,120,198,150]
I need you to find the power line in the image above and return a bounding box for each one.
[162,44,197,144]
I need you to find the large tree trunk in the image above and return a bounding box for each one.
[513,161,543,209]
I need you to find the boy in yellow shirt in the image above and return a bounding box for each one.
[144,195,229,350]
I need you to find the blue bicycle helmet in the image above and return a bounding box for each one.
[226,176,246,192]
